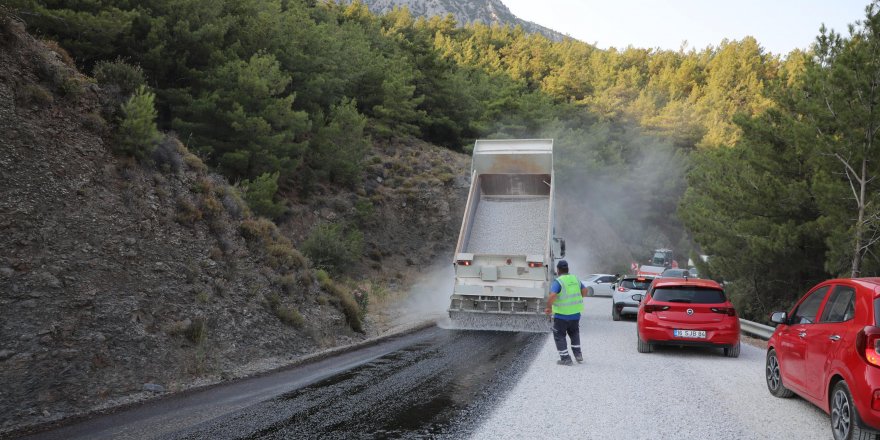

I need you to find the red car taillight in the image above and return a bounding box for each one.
[856,326,880,368]
[618,287,629,292]
[711,307,737,317]
[643,304,669,313]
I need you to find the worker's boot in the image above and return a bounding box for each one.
[574,353,584,363]
[557,356,573,366]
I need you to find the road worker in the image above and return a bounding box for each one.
[544,259,587,365]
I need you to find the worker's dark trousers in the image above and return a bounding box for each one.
[552,317,581,360]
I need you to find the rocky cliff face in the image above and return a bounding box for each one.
[0,14,468,435]
[352,0,567,41]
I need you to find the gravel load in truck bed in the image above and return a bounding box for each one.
[465,196,549,255]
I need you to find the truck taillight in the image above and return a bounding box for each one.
[643,305,669,313]
[528,262,543,268]
[857,326,880,368]
[457,260,472,266]
[711,307,737,317]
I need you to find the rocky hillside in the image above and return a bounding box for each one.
[0,14,468,436]
[351,0,567,41]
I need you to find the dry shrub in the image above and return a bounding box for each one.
[316,269,363,333]
[219,186,248,219]
[298,270,315,287]
[168,317,207,344]
[266,293,305,329]
[184,152,207,173]
[151,136,184,173]
[195,289,210,303]
[80,112,107,132]
[276,274,296,293]
[192,177,213,194]
[266,243,306,270]
[42,39,75,67]
[16,83,53,107]
[176,197,203,225]
[186,318,207,344]
[240,217,276,242]
[202,194,223,218]
[1,10,19,44]
[59,76,84,100]
[276,305,304,328]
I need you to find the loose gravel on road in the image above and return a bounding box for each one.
[471,296,829,440]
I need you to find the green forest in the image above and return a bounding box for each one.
[6,0,880,321]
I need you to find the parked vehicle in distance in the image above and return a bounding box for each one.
[636,264,665,278]
[766,278,880,440]
[612,276,653,321]
[659,268,693,278]
[582,273,617,297]
[635,278,740,357]
[649,248,675,267]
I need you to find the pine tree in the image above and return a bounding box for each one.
[801,5,880,277]
[310,99,369,187]
[116,86,161,160]
[242,172,286,220]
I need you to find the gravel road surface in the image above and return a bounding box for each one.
[22,297,834,439]
[472,296,829,440]
[168,330,543,439]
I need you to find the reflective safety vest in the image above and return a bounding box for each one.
[552,274,584,315]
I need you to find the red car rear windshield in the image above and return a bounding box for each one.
[652,286,726,304]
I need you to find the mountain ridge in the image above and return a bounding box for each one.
[348,0,568,41]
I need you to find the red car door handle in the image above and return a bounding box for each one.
[829,335,841,341]
[798,331,807,338]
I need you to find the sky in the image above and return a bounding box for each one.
[502,0,871,55]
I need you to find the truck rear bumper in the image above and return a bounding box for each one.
[449,294,544,314]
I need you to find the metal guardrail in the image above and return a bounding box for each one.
[739,318,775,340]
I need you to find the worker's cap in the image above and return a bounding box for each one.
[556,260,568,269]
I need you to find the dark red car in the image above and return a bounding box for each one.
[635,277,741,357]
[766,278,880,440]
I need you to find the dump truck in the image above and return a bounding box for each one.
[635,248,675,277]
[446,139,565,333]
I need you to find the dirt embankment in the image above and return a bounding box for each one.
[0,14,468,436]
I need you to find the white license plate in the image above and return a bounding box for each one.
[674,329,706,338]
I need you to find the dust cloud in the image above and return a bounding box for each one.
[521,124,687,277]
[392,262,455,327]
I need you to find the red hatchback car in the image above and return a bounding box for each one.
[767,278,880,440]
[635,277,741,357]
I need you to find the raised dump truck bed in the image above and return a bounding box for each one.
[465,196,549,255]
[447,139,564,333]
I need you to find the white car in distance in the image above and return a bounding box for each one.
[580,273,617,297]
[611,276,654,320]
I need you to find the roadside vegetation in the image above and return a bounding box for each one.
[5,0,880,321]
